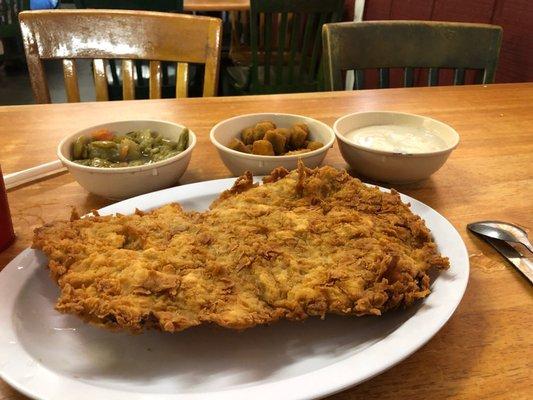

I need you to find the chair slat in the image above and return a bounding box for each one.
[474,69,485,84]
[108,59,120,87]
[162,61,169,86]
[275,12,288,86]
[404,67,414,87]
[287,12,301,82]
[62,59,81,102]
[250,11,260,89]
[263,12,273,85]
[355,69,364,90]
[149,60,162,99]
[93,59,109,101]
[135,61,145,87]
[454,68,465,85]
[10,0,17,23]
[259,12,265,48]
[122,59,135,100]
[428,68,439,86]
[176,62,189,98]
[308,11,327,82]
[379,67,390,88]
[298,12,316,82]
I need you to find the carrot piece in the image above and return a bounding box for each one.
[91,129,114,141]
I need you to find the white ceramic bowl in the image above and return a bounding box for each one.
[57,120,196,200]
[210,113,335,176]
[334,111,459,184]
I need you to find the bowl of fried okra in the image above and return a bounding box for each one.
[209,113,335,175]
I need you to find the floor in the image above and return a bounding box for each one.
[0,59,96,105]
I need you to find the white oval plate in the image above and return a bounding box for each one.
[0,178,469,400]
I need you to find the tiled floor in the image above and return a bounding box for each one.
[0,59,96,105]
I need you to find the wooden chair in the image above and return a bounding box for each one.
[19,9,222,103]
[227,0,344,94]
[322,21,503,91]
[72,1,185,100]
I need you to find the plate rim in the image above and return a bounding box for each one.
[0,177,469,400]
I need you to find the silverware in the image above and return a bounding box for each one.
[467,221,533,253]
[481,236,533,284]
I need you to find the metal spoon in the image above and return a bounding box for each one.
[467,221,533,252]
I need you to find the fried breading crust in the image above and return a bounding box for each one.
[33,164,449,333]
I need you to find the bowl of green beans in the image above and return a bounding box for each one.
[58,120,196,199]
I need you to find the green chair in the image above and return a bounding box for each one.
[322,21,503,90]
[226,0,344,95]
[74,0,187,99]
[0,0,29,63]
[74,1,183,12]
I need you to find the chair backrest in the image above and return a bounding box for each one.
[322,21,503,91]
[249,0,344,94]
[74,0,183,12]
[19,9,222,103]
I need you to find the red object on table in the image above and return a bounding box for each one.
[0,166,15,251]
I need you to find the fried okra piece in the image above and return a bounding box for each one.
[307,141,323,151]
[241,127,255,145]
[245,144,253,153]
[264,130,287,155]
[228,138,250,153]
[293,123,310,135]
[252,140,275,155]
[289,124,308,149]
[276,128,291,142]
[252,121,276,142]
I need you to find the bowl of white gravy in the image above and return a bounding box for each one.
[333,111,459,183]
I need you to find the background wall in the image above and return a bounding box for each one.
[343,0,532,84]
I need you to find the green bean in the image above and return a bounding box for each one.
[177,129,189,151]
[91,140,117,149]
[73,135,90,159]
[73,128,188,168]
[87,142,120,162]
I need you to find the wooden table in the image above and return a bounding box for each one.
[1,83,532,399]
[183,0,249,12]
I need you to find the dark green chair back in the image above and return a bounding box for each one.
[74,0,183,12]
[322,21,503,91]
[249,0,344,94]
[0,0,29,61]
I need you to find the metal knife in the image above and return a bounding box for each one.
[484,236,533,284]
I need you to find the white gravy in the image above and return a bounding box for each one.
[345,125,447,153]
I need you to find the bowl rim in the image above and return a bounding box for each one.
[333,111,460,157]
[57,119,197,174]
[209,112,335,160]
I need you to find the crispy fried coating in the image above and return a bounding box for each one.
[240,127,255,145]
[251,139,275,155]
[33,164,449,333]
[228,138,250,153]
[289,125,309,149]
[264,130,287,155]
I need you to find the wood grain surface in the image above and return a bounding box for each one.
[1,83,532,399]
[184,0,249,11]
